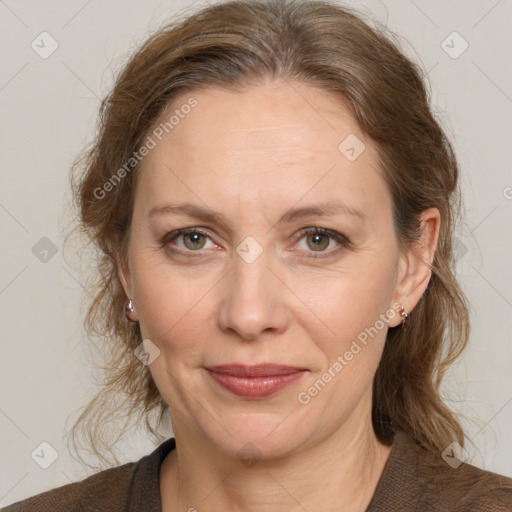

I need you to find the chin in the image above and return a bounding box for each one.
[201,411,317,463]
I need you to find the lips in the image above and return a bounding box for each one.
[205,364,307,398]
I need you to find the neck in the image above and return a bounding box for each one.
[160,410,392,512]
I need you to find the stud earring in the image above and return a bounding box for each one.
[399,303,408,325]
[125,299,135,321]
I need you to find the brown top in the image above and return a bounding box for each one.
[3,429,512,511]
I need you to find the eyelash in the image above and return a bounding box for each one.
[161,226,350,259]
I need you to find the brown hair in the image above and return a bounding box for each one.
[69,0,469,466]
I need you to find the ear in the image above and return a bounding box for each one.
[388,207,441,327]
[117,258,139,322]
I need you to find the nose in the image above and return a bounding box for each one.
[217,249,290,341]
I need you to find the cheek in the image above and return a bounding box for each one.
[130,253,215,354]
[296,254,398,371]
[292,262,396,418]
[130,258,215,415]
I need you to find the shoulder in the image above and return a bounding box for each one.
[1,462,136,512]
[1,437,176,512]
[368,429,512,511]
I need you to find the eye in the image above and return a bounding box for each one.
[161,226,350,258]
[295,227,350,257]
[162,228,217,252]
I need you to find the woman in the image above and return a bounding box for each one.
[4,0,511,510]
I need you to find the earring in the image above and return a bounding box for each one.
[125,299,135,321]
[399,303,408,325]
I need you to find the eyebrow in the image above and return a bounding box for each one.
[279,202,365,223]
[148,201,366,224]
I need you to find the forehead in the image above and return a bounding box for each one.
[149,80,362,169]
[135,79,391,223]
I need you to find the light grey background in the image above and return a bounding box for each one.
[1,0,511,506]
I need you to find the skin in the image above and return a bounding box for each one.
[119,78,440,511]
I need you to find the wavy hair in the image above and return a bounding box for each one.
[69,0,470,466]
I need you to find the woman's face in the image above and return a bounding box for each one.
[121,79,409,460]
